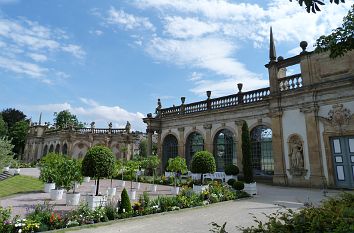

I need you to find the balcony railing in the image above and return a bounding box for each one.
[46,127,127,135]
[278,73,303,91]
[159,87,270,117]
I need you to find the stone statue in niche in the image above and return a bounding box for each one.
[289,137,304,169]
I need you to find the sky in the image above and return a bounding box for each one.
[0,0,353,131]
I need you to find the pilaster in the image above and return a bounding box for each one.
[178,127,185,157]
[203,123,212,153]
[235,120,244,170]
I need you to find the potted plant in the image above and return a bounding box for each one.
[224,164,239,182]
[11,160,20,175]
[145,155,160,192]
[107,161,120,197]
[61,159,83,206]
[166,156,188,195]
[39,153,65,193]
[118,159,126,188]
[241,121,257,195]
[190,151,216,193]
[81,145,116,209]
[125,160,139,200]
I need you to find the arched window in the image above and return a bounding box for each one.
[49,144,54,153]
[185,132,204,167]
[250,125,273,175]
[62,143,68,155]
[162,134,178,170]
[213,129,235,171]
[55,144,60,154]
[43,145,48,156]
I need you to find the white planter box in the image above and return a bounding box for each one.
[50,189,64,200]
[193,184,209,194]
[44,183,56,193]
[66,193,81,206]
[83,177,91,183]
[86,195,107,209]
[119,180,126,188]
[135,182,141,190]
[13,168,20,175]
[129,190,136,200]
[164,172,175,178]
[244,182,257,195]
[150,184,157,193]
[3,166,10,172]
[90,185,96,195]
[171,186,180,195]
[107,187,116,197]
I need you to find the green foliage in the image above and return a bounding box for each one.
[227,179,236,186]
[0,206,14,233]
[39,153,66,183]
[241,122,254,183]
[316,4,354,58]
[125,159,140,190]
[167,156,188,174]
[0,115,7,137]
[289,0,345,13]
[119,188,132,214]
[232,181,245,191]
[59,159,83,192]
[8,120,29,157]
[139,139,147,157]
[1,108,26,130]
[241,192,354,233]
[224,164,240,176]
[190,151,216,180]
[53,110,84,129]
[0,137,14,169]
[210,222,228,233]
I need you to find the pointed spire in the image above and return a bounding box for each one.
[38,112,42,125]
[269,27,276,62]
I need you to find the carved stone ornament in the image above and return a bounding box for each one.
[287,134,307,177]
[327,104,351,127]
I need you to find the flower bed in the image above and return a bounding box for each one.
[0,182,249,232]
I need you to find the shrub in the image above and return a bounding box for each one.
[224,164,239,176]
[119,188,132,214]
[39,153,67,183]
[81,145,115,195]
[232,181,245,191]
[227,179,236,186]
[190,151,216,183]
[241,122,254,183]
[58,159,83,193]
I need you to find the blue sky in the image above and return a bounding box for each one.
[0,0,353,131]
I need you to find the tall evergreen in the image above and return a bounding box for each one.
[119,188,132,214]
[242,121,254,183]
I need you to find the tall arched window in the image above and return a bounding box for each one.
[43,145,48,156]
[185,132,204,167]
[55,144,60,153]
[213,129,235,171]
[162,134,178,170]
[49,144,54,153]
[62,143,68,155]
[250,125,273,175]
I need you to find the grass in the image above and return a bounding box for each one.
[0,175,43,198]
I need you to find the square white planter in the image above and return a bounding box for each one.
[171,186,180,195]
[50,189,64,200]
[129,190,136,200]
[244,182,257,195]
[150,184,157,193]
[66,193,81,206]
[193,184,209,194]
[44,183,56,193]
[83,177,91,183]
[86,195,107,209]
[107,187,116,197]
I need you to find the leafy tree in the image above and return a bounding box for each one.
[81,146,116,196]
[152,142,158,155]
[290,0,345,13]
[125,160,139,191]
[1,108,26,130]
[8,120,29,158]
[190,151,216,184]
[119,188,132,214]
[139,139,147,157]
[241,122,254,183]
[143,155,160,185]
[53,110,84,129]
[167,156,188,186]
[315,4,354,58]
[39,153,67,183]
[0,115,7,137]
[0,137,14,169]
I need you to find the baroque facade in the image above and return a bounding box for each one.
[144,30,354,189]
[24,121,138,162]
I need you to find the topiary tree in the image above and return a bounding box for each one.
[190,151,216,184]
[232,181,245,191]
[119,188,132,214]
[167,156,188,187]
[224,164,240,176]
[81,145,116,196]
[241,121,254,183]
[144,155,160,185]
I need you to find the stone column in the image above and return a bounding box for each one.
[147,129,153,156]
[267,63,280,94]
[301,105,325,187]
[235,121,244,170]
[269,110,288,185]
[203,123,212,153]
[178,127,185,157]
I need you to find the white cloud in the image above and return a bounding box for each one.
[189,72,202,81]
[89,29,103,36]
[28,53,47,62]
[106,7,155,31]
[62,44,86,59]
[0,56,48,79]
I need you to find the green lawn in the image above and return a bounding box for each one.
[0,175,43,198]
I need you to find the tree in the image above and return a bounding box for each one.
[138,139,147,157]
[119,188,132,214]
[241,122,254,184]
[0,137,14,169]
[53,110,84,129]
[190,151,216,184]
[290,0,345,13]
[81,146,116,196]
[1,108,26,130]
[0,115,7,137]
[167,156,188,187]
[315,4,354,58]
[8,120,29,158]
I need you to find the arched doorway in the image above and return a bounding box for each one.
[250,125,273,176]
[62,143,68,155]
[49,144,54,153]
[185,132,204,168]
[162,134,178,170]
[213,129,235,171]
[43,145,48,157]
[55,144,60,154]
